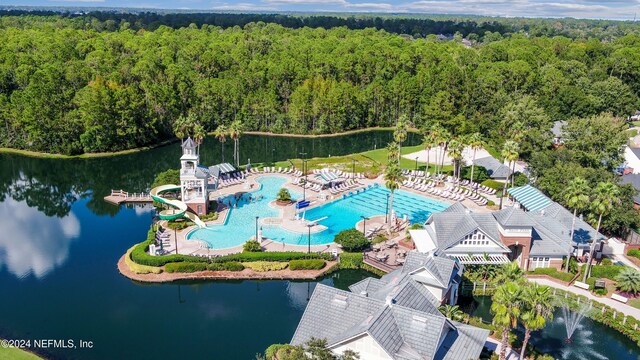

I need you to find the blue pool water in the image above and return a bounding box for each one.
[188,176,449,249]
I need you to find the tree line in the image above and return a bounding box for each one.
[1,16,640,156]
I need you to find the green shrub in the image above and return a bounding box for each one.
[339,252,363,269]
[481,179,505,191]
[602,258,613,266]
[461,165,490,183]
[289,259,326,270]
[242,261,288,272]
[513,172,529,187]
[199,211,218,222]
[131,230,209,266]
[165,262,207,273]
[207,262,244,271]
[594,287,608,296]
[590,265,623,280]
[265,344,288,359]
[277,188,291,202]
[628,249,640,259]
[562,256,578,273]
[528,267,575,282]
[243,239,263,252]
[334,228,370,252]
[167,220,195,230]
[211,251,331,263]
[372,234,387,244]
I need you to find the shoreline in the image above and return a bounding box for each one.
[0,127,419,159]
[117,254,339,283]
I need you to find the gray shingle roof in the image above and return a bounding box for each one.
[621,174,640,204]
[292,284,489,360]
[493,207,534,227]
[551,120,566,138]
[181,137,196,149]
[473,156,511,179]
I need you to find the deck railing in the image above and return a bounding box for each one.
[110,190,150,199]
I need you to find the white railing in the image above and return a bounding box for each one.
[110,190,150,199]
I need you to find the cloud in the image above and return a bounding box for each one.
[0,198,80,279]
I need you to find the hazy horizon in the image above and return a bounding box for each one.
[2,1,639,21]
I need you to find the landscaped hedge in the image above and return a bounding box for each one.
[528,267,575,282]
[212,251,332,263]
[165,262,208,273]
[339,252,363,269]
[207,262,244,271]
[242,261,288,272]
[628,249,640,259]
[131,230,209,267]
[590,265,623,280]
[289,259,326,270]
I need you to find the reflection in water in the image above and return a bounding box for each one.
[0,198,80,279]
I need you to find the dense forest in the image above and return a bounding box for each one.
[1,15,640,155]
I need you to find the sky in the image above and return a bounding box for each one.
[3,0,640,20]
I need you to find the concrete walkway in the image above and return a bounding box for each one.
[528,277,640,319]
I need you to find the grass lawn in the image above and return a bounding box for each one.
[629,298,640,310]
[266,144,454,177]
[0,345,42,360]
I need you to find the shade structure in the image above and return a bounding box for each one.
[507,185,552,212]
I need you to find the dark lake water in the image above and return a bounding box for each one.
[463,296,640,360]
[0,130,418,359]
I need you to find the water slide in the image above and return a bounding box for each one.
[149,184,206,228]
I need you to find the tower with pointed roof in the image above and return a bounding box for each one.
[180,137,209,215]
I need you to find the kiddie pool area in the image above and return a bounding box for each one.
[187,175,450,249]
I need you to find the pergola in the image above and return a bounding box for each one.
[450,254,511,265]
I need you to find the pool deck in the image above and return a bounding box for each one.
[158,171,493,256]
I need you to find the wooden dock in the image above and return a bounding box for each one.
[104,189,153,205]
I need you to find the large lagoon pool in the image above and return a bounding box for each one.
[187,176,449,249]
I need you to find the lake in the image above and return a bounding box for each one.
[0,130,418,359]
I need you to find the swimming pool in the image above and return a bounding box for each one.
[187,176,450,249]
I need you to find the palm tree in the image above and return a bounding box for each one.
[447,138,464,183]
[438,128,451,179]
[386,141,399,163]
[193,123,206,156]
[519,283,554,360]
[422,125,435,178]
[467,132,484,186]
[438,304,465,322]
[584,181,620,281]
[393,116,409,164]
[213,124,228,163]
[616,268,640,295]
[384,162,405,234]
[562,177,590,272]
[229,120,243,167]
[497,261,523,283]
[491,282,522,360]
[500,141,519,209]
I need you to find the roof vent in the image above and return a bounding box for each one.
[412,315,428,323]
[540,210,545,216]
[360,291,368,297]
[385,294,396,306]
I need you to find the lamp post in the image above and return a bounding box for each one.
[255,216,259,242]
[385,193,390,223]
[361,216,369,236]
[307,223,314,254]
[415,157,419,171]
[271,148,275,163]
[174,226,178,254]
